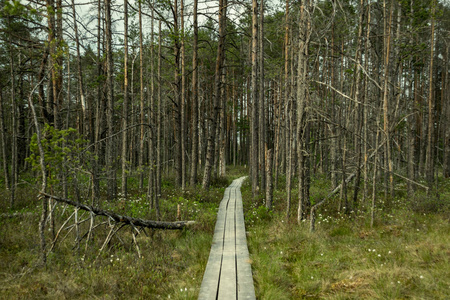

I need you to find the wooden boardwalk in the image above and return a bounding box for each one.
[198,177,256,300]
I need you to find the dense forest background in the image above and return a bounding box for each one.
[1,0,450,298]
[1,0,449,225]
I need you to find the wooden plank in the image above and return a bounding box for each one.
[198,187,231,300]
[217,189,237,299]
[235,184,256,300]
[198,177,255,300]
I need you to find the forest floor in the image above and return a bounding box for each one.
[0,167,449,299]
[241,176,450,299]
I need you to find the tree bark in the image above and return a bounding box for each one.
[265,148,273,209]
[71,0,87,137]
[250,0,259,198]
[0,89,9,192]
[121,0,129,198]
[180,0,187,189]
[297,2,311,223]
[190,0,199,186]
[156,19,162,219]
[105,0,117,200]
[147,1,155,210]
[444,46,450,178]
[258,0,266,192]
[202,0,227,189]
[382,0,394,199]
[425,0,436,186]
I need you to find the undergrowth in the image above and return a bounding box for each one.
[1,168,449,299]
[0,171,234,299]
[242,176,450,299]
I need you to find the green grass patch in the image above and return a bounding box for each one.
[0,169,238,299]
[242,176,450,299]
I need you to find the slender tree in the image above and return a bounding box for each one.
[105,0,117,200]
[297,0,311,223]
[425,0,436,186]
[202,0,227,189]
[250,0,259,198]
[190,0,199,186]
[121,0,129,198]
[259,0,266,192]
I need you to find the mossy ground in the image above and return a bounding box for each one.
[1,168,449,299]
[242,176,450,299]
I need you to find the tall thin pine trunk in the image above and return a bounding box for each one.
[284,0,291,219]
[382,0,394,200]
[202,0,227,189]
[121,0,129,198]
[138,0,146,190]
[180,0,187,189]
[71,0,87,136]
[443,45,450,177]
[156,19,162,219]
[148,2,155,209]
[190,0,199,186]
[0,89,9,191]
[425,0,436,186]
[9,22,16,208]
[297,2,311,223]
[259,0,266,191]
[105,0,116,200]
[250,0,259,198]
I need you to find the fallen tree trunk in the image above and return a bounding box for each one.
[39,192,195,230]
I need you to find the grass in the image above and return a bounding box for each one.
[241,177,450,299]
[0,171,233,299]
[1,168,449,299]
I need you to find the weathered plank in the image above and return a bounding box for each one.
[199,176,255,300]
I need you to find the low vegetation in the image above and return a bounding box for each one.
[1,168,449,299]
[242,176,450,299]
[0,170,239,299]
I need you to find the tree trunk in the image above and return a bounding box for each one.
[444,45,450,178]
[121,0,129,198]
[352,0,365,209]
[202,0,227,189]
[382,0,394,200]
[71,0,87,137]
[0,89,9,192]
[258,0,266,192]
[425,0,435,186]
[9,24,16,209]
[147,2,156,210]
[105,0,117,200]
[190,0,199,186]
[156,19,162,219]
[172,0,182,187]
[284,0,291,219]
[219,65,226,177]
[297,2,311,223]
[180,0,187,189]
[265,148,273,209]
[250,0,259,198]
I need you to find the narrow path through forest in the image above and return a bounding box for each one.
[198,176,256,300]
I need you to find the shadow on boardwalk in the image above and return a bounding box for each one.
[198,176,256,300]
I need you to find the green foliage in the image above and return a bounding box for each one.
[26,125,92,186]
[1,0,25,17]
